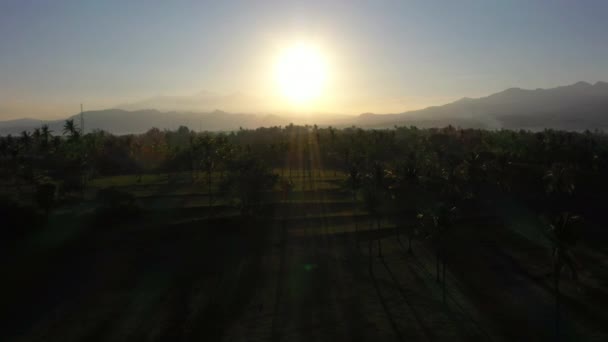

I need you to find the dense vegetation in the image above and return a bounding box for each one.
[2,121,608,340]
[3,121,607,220]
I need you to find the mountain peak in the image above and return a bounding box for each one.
[454,97,474,103]
[571,81,592,87]
[501,87,526,95]
[486,87,526,99]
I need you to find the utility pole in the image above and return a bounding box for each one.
[80,103,85,134]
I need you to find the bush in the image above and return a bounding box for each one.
[59,175,83,195]
[220,156,278,216]
[0,196,43,243]
[35,183,56,216]
[94,188,141,224]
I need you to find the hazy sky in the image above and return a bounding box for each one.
[1,0,608,119]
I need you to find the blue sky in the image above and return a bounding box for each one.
[1,0,608,118]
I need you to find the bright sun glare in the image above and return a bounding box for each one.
[275,43,328,105]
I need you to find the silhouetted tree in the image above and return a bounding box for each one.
[547,212,581,340]
[63,119,80,141]
[35,183,56,218]
[220,155,278,216]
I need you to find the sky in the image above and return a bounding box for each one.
[1,0,608,120]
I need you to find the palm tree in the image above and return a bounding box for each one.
[426,209,442,283]
[41,124,52,143]
[188,134,198,182]
[63,119,80,140]
[220,155,278,216]
[547,212,581,340]
[198,135,217,207]
[20,130,32,151]
[279,177,294,203]
[426,203,456,304]
[346,161,363,240]
[370,161,386,257]
[407,212,424,254]
[541,161,580,340]
[362,162,387,258]
[61,119,85,193]
[328,126,338,176]
[0,137,8,158]
[35,183,56,218]
[278,139,289,178]
[362,184,382,258]
[52,135,61,150]
[389,155,422,254]
[32,128,41,147]
[215,134,233,183]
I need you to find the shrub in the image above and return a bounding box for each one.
[35,183,56,216]
[220,156,278,216]
[0,196,42,243]
[94,188,141,224]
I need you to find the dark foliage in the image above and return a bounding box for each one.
[94,188,141,224]
[0,196,43,244]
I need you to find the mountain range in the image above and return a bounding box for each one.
[1,81,608,135]
[356,81,608,130]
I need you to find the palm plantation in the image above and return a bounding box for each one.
[1,121,607,341]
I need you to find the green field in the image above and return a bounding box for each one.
[3,169,608,342]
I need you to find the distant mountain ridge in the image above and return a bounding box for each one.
[0,109,296,136]
[354,81,608,130]
[116,91,265,113]
[2,82,608,135]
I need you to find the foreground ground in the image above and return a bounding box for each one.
[2,171,608,341]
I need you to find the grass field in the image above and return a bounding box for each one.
[3,170,608,341]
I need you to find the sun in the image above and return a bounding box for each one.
[275,43,328,105]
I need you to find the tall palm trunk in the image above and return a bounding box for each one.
[436,245,441,283]
[377,217,382,258]
[442,255,447,304]
[555,264,561,341]
[208,171,212,207]
[353,192,358,241]
[368,220,373,270]
[408,233,413,254]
